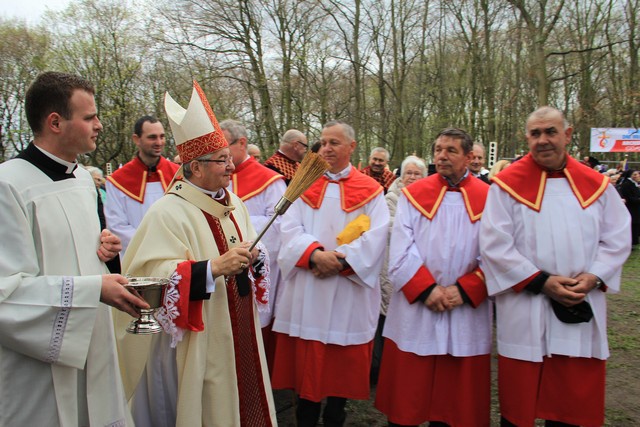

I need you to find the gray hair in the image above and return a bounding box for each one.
[219,119,248,142]
[400,155,427,177]
[526,106,570,132]
[473,142,485,154]
[281,129,306,146]
[84,165,104,178]
[183,154,213,179]
[370,147,390,161]
[323,120,355,141]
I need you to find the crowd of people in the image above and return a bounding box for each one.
[0,71,634,427]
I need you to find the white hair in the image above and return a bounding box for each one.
[400,155,427,177]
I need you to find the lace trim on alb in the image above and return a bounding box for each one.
[155,243,272,348]
[155,270,184,348]
[249,241,271,313]
[46,276,73,363]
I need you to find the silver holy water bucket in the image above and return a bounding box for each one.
[124,277,170,334]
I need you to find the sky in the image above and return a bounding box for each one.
[1,0,72,24]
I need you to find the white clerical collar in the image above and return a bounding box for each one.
[34,144,78,174]
[325,164,352,181]
[237,154,251,166]
[184,178,226,200]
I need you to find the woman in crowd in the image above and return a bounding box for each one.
[617,169,640,247]
[371,155,428,384]
[85,165,107,203]
[488,159,511,180]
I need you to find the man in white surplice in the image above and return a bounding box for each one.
[374,128,492,427]
[480,106,631,427]
[272,120,389,426]
[0,71,148,426]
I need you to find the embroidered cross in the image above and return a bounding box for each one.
[175,184,182,190]
[230,236,237,243]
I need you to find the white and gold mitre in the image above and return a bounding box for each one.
[164,81,228,163]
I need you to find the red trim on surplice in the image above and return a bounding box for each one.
[511,270,608,294]
[106,156,179,202]
[295,242,324,269]
[271,333,372,402]
[300,167,383,213]
[231,156,284,201]
[456,267,487,308]
[491,153,609,212]
[401,172,489,223]
[499,355,605,427]
[401,265,437,303]
[375,339,491,426]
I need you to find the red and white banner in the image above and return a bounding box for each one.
[590,128,640,152]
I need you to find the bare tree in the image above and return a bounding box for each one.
[0,20,50,161]
[506,0,566,105]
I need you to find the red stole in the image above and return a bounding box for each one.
[300,167,383,213]
[106,156,179,203]
[402,173,489,223]
[174,201,273,426]
[492,154,609,211]
[231,156,284,201]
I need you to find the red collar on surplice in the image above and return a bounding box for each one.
[231,156,284,201]
[300,167,383,213]
[402,173,489,223]
[491,153,609,212]
[106,156,179,203]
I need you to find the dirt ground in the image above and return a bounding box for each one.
[275,249,640,426]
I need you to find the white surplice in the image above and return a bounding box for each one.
[384,191,492,357]
[274,174,389,345]
[480,179,631,362]
[229,176,286,327]
[105,180,166,254]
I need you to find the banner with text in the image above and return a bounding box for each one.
[590,128,640,152]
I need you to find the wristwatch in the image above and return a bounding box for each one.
[594,276,604,289]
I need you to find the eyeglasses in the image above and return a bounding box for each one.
[198,158,233,166]
[295,140,308,149]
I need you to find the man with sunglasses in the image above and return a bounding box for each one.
[272,120,389,426]
[264,129,308,185]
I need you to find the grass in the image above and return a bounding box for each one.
[276,249,640,426]
[603,247,640,425]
